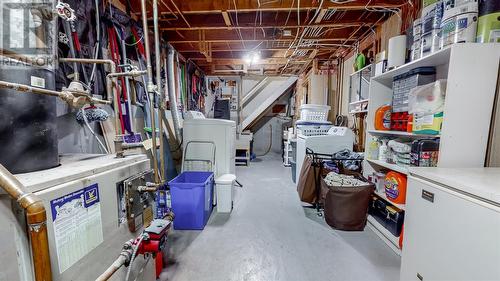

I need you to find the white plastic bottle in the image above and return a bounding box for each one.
[367,137,380,160]
[379,139,388,162]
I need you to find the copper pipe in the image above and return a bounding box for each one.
[0,81,111,106]
[0,164,52,281]
[58,58,121,137]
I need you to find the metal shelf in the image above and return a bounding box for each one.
[349,99,370,106]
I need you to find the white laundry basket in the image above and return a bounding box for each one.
[215,174,236,213]
[299,104,331,122]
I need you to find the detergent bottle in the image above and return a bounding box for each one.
[375,105,392,130]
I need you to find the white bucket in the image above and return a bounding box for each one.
[215,174,236,213]
[440,1,478,48]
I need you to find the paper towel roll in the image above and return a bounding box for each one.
[388,35,407,68]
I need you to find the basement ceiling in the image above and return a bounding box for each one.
[128,0,405,75]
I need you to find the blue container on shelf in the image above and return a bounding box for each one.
[169,171,214,230]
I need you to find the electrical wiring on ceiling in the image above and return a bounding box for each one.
[232,0,246,49]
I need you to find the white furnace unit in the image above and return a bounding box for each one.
[295,127,355,185]
[0,154,161,281]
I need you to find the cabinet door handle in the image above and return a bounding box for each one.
[421,189,434,203]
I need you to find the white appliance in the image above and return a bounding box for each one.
[183,114,237,211]
[183,116,236,176]
[0,154,157,281]
[401,168,500,281]
[295,127,354,186]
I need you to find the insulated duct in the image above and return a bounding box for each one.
[167,46,182,140]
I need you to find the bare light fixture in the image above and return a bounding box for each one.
[243,51,261,65]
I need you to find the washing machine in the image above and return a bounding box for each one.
[295,126,355,186]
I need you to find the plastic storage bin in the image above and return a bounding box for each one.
[299,104,331,122]
[169,171,214,230]
[368,194,405,236]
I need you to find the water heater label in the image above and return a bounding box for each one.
[30,76,45,88]
[50,184,104,273]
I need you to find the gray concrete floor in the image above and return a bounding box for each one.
[162,154,400,281]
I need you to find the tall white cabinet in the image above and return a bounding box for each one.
[362,44,500,254]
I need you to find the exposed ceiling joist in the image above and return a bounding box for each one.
[167,38,357,44]
[221,11,232,26]
[161,22,365,31]
[143,1,403,14]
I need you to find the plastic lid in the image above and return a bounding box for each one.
[393,66,436,81]
[215,174,236,184]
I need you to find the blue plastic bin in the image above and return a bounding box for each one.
[169,171,214,230]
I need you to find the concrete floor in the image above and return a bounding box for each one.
[162,154,400,281]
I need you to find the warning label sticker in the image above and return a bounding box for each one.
[50,184,103,273]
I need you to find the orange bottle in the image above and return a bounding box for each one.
[375,105,391,131]
[384,171,407,204]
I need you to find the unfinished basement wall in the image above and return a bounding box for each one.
[340,56,355,121]
[308,74,328,105]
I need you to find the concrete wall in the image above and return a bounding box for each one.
[252,116,292,156]
[341,56,355,120]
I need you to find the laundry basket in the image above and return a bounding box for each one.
[169,171,214,230]
[321,174,374,231]
[299,104,331,122]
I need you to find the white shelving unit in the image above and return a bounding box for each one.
[367,130,440,138]
[374,189,406,210]
[367,215,402,255]
[363,44,500,254]
[366,159,408,175]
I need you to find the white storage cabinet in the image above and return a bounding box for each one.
[401,169,500,281]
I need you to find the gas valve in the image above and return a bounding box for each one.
[133,219,171,278]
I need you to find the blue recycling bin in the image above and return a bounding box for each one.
[169,171,214,230]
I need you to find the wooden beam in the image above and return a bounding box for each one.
[221,11,232,26]
[133,1,404,15]
[161,22,363,31]
[308,49,319,59]
[167,38,357,44]
[315,9,328,24]
[178,47,338,53]
[193,58,308,65]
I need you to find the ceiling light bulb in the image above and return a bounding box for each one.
[243,55,252,64]
[252,53,260,64]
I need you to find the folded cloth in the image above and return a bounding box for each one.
[334,149,363,171]
[388,140,412,154]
